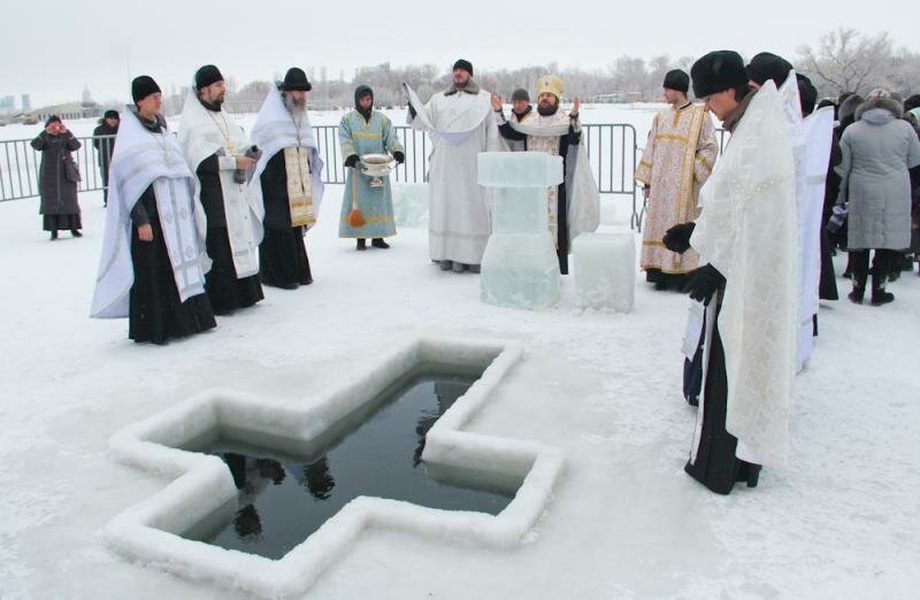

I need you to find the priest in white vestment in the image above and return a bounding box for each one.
[91,76,215,345]
[179,64,264,313]
[635,69,717,290]
[492,74,599,274]
[664,51,797,494]
[404,59,502,273]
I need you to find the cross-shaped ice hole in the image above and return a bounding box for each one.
[104,337,565,599]
[184,369,520,560]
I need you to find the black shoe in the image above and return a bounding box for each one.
[371,238,390,249]
[71,229,82,238]
[654,282,669,291]
[847,288,864,304]
[870,290,894,305]
[439,260,453,271]
[356,238,367,251]
[50,230,58,241]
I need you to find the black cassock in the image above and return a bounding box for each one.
[257,151,313,289]
[196,156,264,313]
[684,299,762,494]
[129,185,215,344]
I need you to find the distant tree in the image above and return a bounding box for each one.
[797,28,893,97]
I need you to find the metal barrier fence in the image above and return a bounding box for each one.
[1,124,649,228]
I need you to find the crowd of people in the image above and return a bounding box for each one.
[39,51,912,495]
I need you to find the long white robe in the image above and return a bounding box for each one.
[690,81,798,468]
[178,89,262,278]
[796,107,835,371]
[91,106,209,318]
[404,83,502,265]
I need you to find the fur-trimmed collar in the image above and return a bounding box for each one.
[855,96,903,121]
[445,79,481,96]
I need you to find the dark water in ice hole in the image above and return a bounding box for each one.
[183,368,520,559]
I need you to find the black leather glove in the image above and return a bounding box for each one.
[408,104,417,119]
[392,151,405,164]
[344,154,359,168]
[663,221,696,254]
[682,264,726,306]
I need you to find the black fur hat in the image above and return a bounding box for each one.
[745,52,793,87]
[691,51,748,98]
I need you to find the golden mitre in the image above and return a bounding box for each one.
[536,75,564,99]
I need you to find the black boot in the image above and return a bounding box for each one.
[371,238,390,249]
[356,238,367,251]
[870,272,894,305]
[50,230,58,241]
[71,229,82,238]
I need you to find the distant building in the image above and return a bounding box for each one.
[21,94,31,112]
[0,95,14,111]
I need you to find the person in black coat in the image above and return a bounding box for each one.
[31,115,82,240]
[92,110,119,207]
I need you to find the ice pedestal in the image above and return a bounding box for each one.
[478,152,563,310]
[392,183,429,227]
[573,232,636,312]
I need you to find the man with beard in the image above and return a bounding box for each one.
[404,59,502,273]
[179,64,264,313]
[634,69,717,291]
[663,50,797,494]
[91,76,215,345]
[492,75,600,274]
[250,67,325,289]
[338,84,404,250]
[92,110,119,207]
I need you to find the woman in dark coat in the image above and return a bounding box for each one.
[30,115,82,240]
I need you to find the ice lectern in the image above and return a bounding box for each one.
[477,152,563,309]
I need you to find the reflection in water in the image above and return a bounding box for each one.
[301,457,335,500]
[221,454,287,540]
[194,371,516,560]
[413,380,470,467]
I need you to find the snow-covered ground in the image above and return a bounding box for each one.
[2,111,919,599]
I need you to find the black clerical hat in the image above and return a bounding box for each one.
[663,69,690,93]
[282,67,312,91]
[195,64,224,89]
[131,76,161,103]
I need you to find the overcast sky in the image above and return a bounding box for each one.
[2,0,916,108]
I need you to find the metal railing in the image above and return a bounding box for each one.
[1,124,649,227]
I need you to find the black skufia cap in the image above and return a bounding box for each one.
[663,69,689,93]
[195,64,224,89]
[132,75,161,103]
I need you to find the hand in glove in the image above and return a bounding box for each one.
[392,151,405,164]
[344,154,359,168]
[663,221,696,254]
[681,264,726,306]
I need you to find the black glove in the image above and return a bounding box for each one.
[392,151,405,164]
[344,154,359,168]
[682,264,726,306]
[663,221,696,254]
[408,104,418,119]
